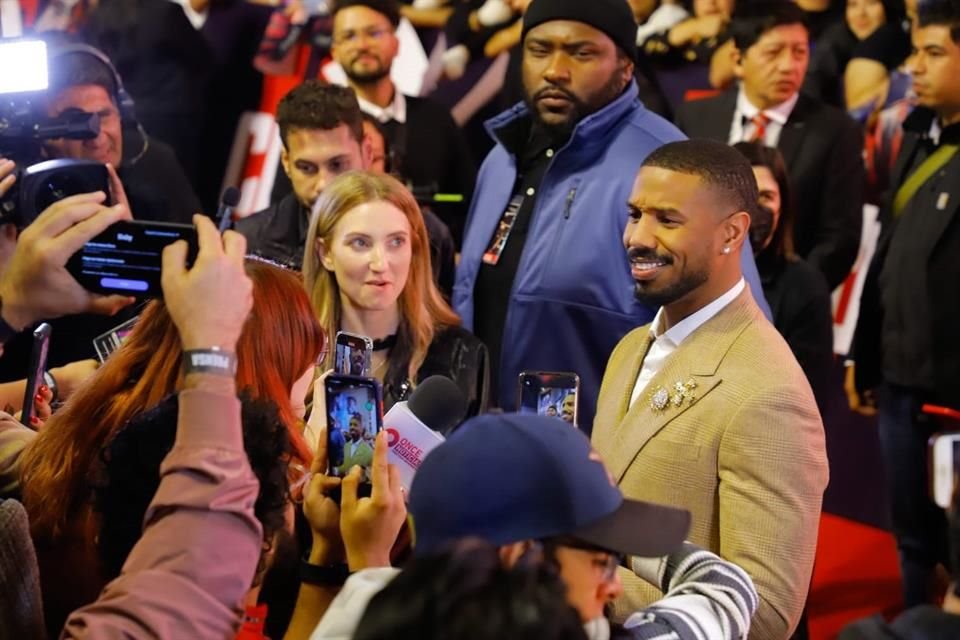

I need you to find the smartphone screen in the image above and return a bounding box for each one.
[930,433,960,509]
[518,371,580,427]
[93,315,139,363]
[21,323,52,426]
[325,375,383,481]
[66,220,198,298]
[334,331,373,376]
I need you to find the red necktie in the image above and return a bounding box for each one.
[748,113,771,143]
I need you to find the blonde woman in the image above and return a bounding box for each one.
[304,171,488,428]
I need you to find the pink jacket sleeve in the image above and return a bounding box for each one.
[60,388,263,639]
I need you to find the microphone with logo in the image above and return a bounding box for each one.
[216,185,242,233]
[385,375,467,492]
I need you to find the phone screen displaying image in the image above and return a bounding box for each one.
[66,220,197,298]
[325,375,383,480]
[335,332,372,376]
[518,372,580,426]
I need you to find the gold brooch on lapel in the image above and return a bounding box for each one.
[650,379,698,413]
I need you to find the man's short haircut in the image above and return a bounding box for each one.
[917,0,960,42]
[276,80,365,149]
[47,50,119,106]
[642,139,761,219]
[729,0,808,53]
[333,0,401,27]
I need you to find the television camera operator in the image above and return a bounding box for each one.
[0,40,203,381]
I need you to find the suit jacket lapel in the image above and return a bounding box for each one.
[604,290,762,482]
[778,95,810,170]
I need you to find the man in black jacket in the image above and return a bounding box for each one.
[849,0,960,609]
[235,81,454,294]
[674,0,864,290]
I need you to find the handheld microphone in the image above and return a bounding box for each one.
[216,186,241,232]
[385,375,467,491]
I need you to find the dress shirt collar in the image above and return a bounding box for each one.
[357,89,407,124]
[736,87,798,126]
[648,278,746,347]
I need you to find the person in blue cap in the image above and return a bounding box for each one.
[289,413,759,640]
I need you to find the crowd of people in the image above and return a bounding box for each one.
[1,0,960,638]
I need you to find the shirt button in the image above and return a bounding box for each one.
[546,149,554,158]
[526,187,536,196]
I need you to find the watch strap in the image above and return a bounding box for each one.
[300,559,351,586]
[182,348,238,377]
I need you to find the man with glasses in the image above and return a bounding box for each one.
[329,0,476,244]
[288,414,759,640]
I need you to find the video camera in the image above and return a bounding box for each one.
[0,39,109,228]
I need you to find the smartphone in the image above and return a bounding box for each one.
[518,371,581,427]
[20,323,52,427]
[93,315,139,363]
[66,220,198,298]
[325,374,384,484]
[930,432,960,508]
[334,331,373,376]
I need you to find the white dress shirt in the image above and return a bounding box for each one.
[357,91,407,124]
[629,279,746,408]
[727,88,799,147]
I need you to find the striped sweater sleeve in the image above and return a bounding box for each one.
[621,542,759,640]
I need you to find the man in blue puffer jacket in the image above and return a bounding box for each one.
[454,0,768,431]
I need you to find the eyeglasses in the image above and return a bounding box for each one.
[543,537,624,582]
[333,27,390,46]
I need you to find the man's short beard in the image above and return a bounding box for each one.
[523,68,628,138]
[345,64,390,85]
[633,266,709,308]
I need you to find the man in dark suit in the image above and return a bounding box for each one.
[848,0,960,608]
[674,0,864,290]
[329,0,476,245]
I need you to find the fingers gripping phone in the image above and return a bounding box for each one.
[518,371,581,427]
[21,323,52,427]
[335,331,373,376]
[325,374,384,490]
[66,220,198,298]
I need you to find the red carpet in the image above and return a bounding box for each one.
[808,514,903,639]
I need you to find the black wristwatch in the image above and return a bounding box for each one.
[300,559,351,586]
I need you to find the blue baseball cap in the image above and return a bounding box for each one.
[408,413,690,557]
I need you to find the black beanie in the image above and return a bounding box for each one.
[522,0,638,60]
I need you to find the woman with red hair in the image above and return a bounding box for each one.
[18,259,325,635]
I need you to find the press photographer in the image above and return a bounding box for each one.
[0,39,206,380]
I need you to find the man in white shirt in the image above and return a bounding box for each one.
[328,0,476,243]
[592,139,828,640]
[674,0,864,290]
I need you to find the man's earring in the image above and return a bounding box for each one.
[722,246,731,254]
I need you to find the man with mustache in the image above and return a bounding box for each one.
[674,0,865,291]
[328,0,476,245]
[848,0,960,608]
[454,0,769,429]
[592,140,828,640]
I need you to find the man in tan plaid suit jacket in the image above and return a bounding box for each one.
[592,141,828,640]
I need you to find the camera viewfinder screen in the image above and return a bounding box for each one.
[335,335,371,376]
[519,373,579,426]
[326,379,382,480]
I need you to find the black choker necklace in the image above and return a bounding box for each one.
[372,334,397,352]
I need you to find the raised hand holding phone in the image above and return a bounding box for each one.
[340,430,407,571]
[0,192,134,332]
[161,215,251,352]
